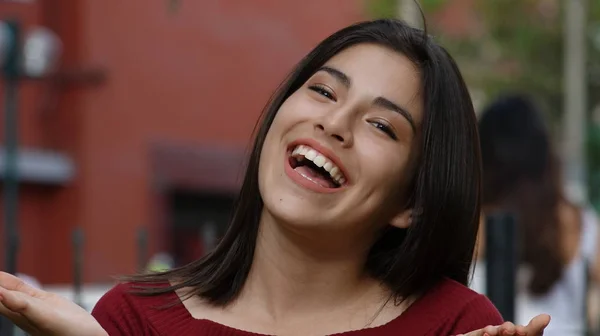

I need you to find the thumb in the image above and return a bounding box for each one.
[526,314,551,333]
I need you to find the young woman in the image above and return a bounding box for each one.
[0,19,549,336]
[477,94,597,335]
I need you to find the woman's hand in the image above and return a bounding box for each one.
[459,314,550,336]
[0,272,107,336]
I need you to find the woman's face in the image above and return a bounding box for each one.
[259,43,424,238]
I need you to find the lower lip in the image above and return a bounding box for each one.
[284,154,343,194]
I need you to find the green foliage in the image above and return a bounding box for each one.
[421,0,446,12]
[366,0,397,19]
[437,1,565,123]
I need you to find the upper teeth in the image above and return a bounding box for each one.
[291,145,346,185]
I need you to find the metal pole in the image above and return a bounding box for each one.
[72,227,84,308]
[485,212,517,322]
[2,20,20,277]
[1,20,21,336]
[562,0,588,205]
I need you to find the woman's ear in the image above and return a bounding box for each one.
[390,208,416,229]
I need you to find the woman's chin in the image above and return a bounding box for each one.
[261,201,340,232]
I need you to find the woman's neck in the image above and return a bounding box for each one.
[234,210,387,322]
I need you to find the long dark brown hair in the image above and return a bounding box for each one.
[123,19,482,307]
[479,94,564,296]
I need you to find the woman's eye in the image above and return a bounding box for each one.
[309,85,336,101]
[370,121,398,140]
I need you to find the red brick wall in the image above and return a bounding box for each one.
[0,0,88,283]
[2,1,364,284]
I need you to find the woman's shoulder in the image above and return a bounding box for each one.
[93,281,171,309]
[429,277,494,301]
[91,281,180,335]
[383,278,502,335]
[430,278,503,334]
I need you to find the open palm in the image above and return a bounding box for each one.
[459,314,551,336]
[0,272,107,336]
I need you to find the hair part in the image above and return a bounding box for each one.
[122,19,482,307]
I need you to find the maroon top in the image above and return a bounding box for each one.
[92,278,503,335]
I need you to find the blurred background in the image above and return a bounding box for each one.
[0,0,598,334]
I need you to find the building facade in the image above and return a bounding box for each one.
[0,0,363,284]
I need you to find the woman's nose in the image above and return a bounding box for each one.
[314,111,354,147]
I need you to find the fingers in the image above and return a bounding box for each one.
[0,272,24,289]
[458,324,498,336]
[0,286,32,314]
[496,321,527,335]
[484,322,517,336]
[0,288,38,333]
[0,295,27,324]
[481,324,499,335]
[0,272,44,298]
[466,315,550,336]
[525,314,551,334]
[459,322,528,336]
[514,325,527,335]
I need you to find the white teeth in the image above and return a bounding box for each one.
[290,144,347,185]
[292,146,309,156]
[313,155,326,167]
[305,150,317,160]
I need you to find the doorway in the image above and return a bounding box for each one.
[168,190,234,267]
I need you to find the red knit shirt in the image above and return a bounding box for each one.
[92,278,502,335]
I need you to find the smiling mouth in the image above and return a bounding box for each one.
[288,144,347,189]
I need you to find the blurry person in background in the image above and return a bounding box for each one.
[478,94,600,335]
